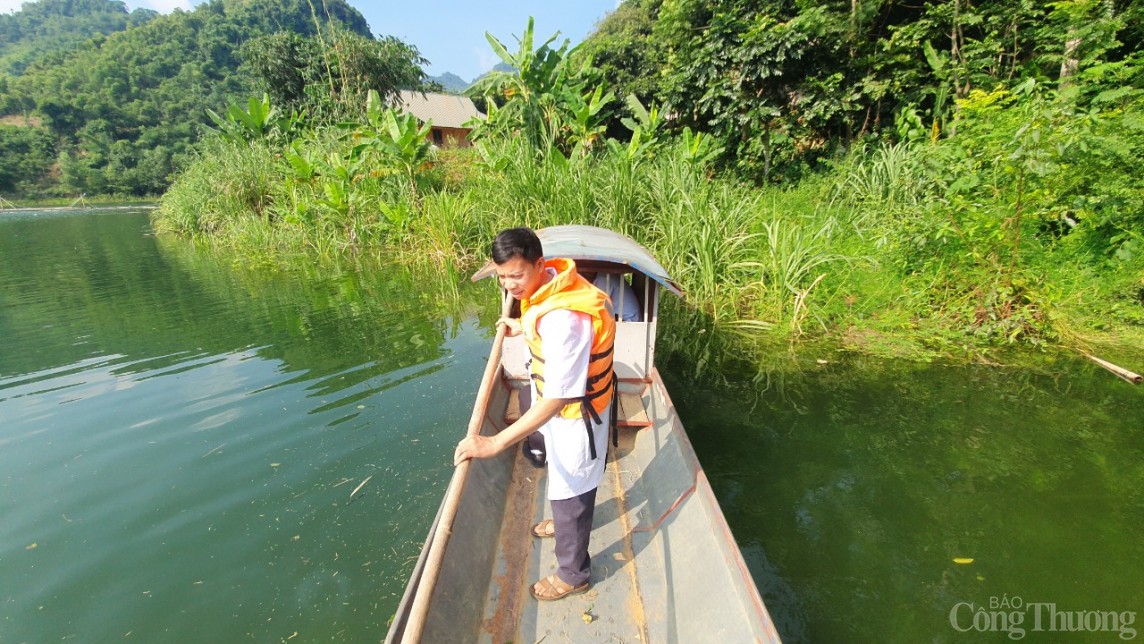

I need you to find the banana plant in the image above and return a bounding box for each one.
[378,200,412,230]
[466,17,604,159]
[206,94,275,141]
[922,41,954,139]
[314,150,362,219]
[605,127,655,164]
[621,94,666,147]
[319,177,350,218]
[606,94,667,164]
[353,90,432,203]
[566,84,614,157]
[282,140,317,181]
[680,127,723,167]
[206,93,304,143]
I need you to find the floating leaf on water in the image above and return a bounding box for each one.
[25,543,37,550]
[271,463,281,467]
[953,557,974,564]
[350,475,373,498]
[357,405,365,409]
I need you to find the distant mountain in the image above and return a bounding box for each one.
[429,62,517,94]
[430,72,469,93]
[0,0,388,197]
[474,62,516,82]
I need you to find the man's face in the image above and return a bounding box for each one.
[495,256,545,300]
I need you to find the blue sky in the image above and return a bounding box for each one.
[0,0,620,83]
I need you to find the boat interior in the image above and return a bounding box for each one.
[387,248,780,643]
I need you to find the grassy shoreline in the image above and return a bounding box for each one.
[0,195,158,209]
[150,132,1143,367]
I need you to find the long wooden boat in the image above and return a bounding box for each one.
[387,226,781,643]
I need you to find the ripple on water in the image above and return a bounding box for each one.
[1,331,481,640]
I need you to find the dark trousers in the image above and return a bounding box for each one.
[550,487,597,587]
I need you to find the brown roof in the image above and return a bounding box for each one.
[397,91,485,129]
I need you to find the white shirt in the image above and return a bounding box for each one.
[530,277,610,500]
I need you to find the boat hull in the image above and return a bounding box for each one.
[387,368,780,643]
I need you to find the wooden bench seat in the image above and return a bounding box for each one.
[615,390,651,428]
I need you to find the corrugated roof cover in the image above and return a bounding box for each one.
[398,90,484,129]
[471,225,683,298]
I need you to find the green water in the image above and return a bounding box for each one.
[2,209,1141,642]
[0,208,491,641]
[663,350,1144,642]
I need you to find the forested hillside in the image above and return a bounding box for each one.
[578,0,1144,180]
[0,0,157,76]
[0,0,428,197]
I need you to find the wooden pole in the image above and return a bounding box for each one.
[400,290,513,643]
[1080,351,1143,385]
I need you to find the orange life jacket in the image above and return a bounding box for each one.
[521,258,615,459]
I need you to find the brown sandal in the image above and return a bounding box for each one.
[531,519,555,538]
[530,574,589,601]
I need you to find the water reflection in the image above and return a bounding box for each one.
[662,334,1144,643]
[0,209,494,641]
[0,208,482,382]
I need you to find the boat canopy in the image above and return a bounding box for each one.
[470,225,683,298]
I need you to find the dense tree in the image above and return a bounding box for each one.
[0,0,428,197]
[574,0,660,108]
[241,28,428,120]
[0,0,156,75]
[0,123,55,193]
[582,0,1144,181]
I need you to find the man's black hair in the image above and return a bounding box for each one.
[492,227,543,264]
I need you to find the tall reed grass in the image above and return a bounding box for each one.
[154,115,1144,355]
[155,139,279,239]
[157,128,873,337]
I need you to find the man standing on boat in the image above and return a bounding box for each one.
[454,227,615,602]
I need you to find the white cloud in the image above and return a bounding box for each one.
[476,47,497,75]
[129,0,194,11]
[138,0,194,11]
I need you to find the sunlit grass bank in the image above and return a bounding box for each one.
[154,126,1143,362]
[151,16,1144,364]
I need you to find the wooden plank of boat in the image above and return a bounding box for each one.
[616,388,652,428]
